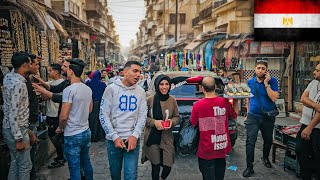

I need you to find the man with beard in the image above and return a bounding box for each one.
[296,64,320,179]
[243,60,279,177]
[2,52,32,180]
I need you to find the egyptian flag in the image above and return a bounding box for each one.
[254,0,320,41]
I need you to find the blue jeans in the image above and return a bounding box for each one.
[106,139,140,180]
[2,127,32,180]
[64,129,93,180]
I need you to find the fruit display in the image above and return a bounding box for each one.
[224,83,253,98]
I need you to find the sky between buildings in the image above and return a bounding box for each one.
[108,0,146,48]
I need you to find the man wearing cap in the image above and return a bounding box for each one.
[56,59,93,180]
[243,60,279,177]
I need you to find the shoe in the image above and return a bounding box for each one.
[68,176,85,180]
[243,167,254,177]
[261,157,272,168]
[31,173,48,180]
[53,157,66,163]
[48,160,64,169]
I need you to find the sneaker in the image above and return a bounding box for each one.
[48,160,64,169]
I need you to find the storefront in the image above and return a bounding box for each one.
[293,42,320,111]
[0,1,66,178]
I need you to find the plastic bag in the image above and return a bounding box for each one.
[178,120,199,155]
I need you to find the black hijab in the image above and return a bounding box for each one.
[146,75,171,146]
[153,75,171,120]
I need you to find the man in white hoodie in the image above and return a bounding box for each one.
[100,61,147,180]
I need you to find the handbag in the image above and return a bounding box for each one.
[254,82,279,119]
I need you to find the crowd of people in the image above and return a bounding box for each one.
[2,51,320,180]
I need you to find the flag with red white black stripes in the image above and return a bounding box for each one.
[254,0,320,41]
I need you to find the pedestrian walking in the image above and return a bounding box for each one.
[296,63,320,180]
[190,76,237,180]
[100,61,147,180]
[86,70,106,142]
[243,59,279,177]
[2,52,33,180]
[141,75,179,180]
[55,59,93,180]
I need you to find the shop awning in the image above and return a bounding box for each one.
[184,40,204,50]
[18,0,47,30]
[214,40,226,49]
[159,45,170,51]
[233,39,241,47]
[149,49,157,55]
[50,17,68,37]
[223,40,234,49]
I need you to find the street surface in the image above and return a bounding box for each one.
[40,119,299,180]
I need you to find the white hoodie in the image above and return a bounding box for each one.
[99,78,147,141]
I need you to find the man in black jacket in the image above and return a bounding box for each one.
[32,60,70,168]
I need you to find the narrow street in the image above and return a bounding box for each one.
[39,118,299,180]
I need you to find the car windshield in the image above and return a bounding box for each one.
[170,84,201,97]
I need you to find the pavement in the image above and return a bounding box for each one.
[39,116,301,180]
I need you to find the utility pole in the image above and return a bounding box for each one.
[175,0,178,42]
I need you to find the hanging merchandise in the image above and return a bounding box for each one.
[171,52,176,69]
[238,58,243,70]
[164,53,168,67]
[200,49,204,70]
[212,55,217,73]
[0,10,14,67]
[205,40,215,71]
[220,57,226,69]
[178,52,183,67]
[196,52,201,71]
[230,58,239,70]
[167,53,171,68]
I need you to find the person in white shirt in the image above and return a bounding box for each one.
[55,59,93,180]
[43,64,65,168]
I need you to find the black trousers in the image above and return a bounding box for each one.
[89,101,105,142]
[296,124,320,180]
[47,116,64,160]
[245,113,275,168]
[198,157,226,180]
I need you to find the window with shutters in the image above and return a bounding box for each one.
[180,13,186,24]
[169,14,176,24]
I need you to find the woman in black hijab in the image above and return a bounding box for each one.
[141,75,180,180]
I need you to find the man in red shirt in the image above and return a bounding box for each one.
[190,76,237,180]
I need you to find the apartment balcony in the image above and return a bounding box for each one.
[199,0,212,11]
[192,16,200,27]
[199,5,212,21]
[213,0,248,14]
[86,0,104,18]
[213,0,227,9]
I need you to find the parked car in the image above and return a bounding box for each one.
[146,71,238,153]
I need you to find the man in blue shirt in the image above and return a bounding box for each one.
[243,60,279,177]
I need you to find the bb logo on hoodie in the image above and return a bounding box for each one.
[119,95,137,112]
